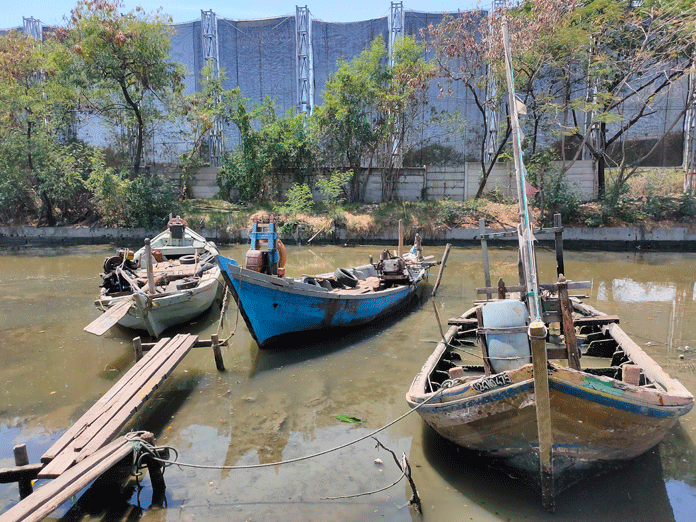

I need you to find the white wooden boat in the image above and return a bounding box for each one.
[85,216,222,338]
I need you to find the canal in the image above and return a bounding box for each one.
[0,243,694,521]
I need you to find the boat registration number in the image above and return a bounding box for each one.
[472,374,512,392]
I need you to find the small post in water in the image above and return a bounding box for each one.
[212,334,225,371]
[133,336,143,362]
[14,444,33,499]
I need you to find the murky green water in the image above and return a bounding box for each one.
[0,243,694,521]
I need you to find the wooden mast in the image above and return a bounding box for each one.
[502,17,555,511]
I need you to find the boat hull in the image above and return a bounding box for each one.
[97,270,222,338]
[217,255,424,347]
[93,224,222,337]
[406,316,694,476]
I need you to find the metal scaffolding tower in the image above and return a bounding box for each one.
[388,2,404,67]
[684,68,696,191]
[202,10,223,166]
[296,6,314,115]
[484,1,506,164]
[23,17,42,41]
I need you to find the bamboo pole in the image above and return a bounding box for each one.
[398,219,404,257]
[431,243,451,297]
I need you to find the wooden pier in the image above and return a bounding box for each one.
[0,333,225,522]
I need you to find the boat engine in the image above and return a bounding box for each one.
[374,249,409,287]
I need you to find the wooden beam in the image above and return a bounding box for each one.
[529,320,555,512]
[40,336,172,464]
[573,315,620,327]
[558,275,581,370]
[0,464,42,485]
[40,335,196,478]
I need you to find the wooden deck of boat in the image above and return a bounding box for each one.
[0,334,202,522]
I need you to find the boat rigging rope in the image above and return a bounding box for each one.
[216,282,241,344]
[126,386,449,473]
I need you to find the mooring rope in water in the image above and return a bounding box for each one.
[127,387,447,473]
[320,456,408,501]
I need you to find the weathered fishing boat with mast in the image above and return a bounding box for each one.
[406,20,693,509]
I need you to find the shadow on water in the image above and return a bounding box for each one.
[123,372,204,439]
[420,423,677,521]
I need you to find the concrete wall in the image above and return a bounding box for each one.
[170,159,596,203]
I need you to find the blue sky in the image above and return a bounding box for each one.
[2,1,482,30]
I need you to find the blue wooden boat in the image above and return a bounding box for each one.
[216,217,434,347]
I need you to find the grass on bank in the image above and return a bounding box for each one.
[174,168,695,242]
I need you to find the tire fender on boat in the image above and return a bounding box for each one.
[334,268,358,288]
[180,254,196,264]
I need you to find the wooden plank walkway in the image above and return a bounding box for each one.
[38,333,198,479]
[0,435,140,522]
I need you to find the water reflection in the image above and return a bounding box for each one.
[0,245,695,521]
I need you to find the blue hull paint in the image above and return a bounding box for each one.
[217,254,423,347]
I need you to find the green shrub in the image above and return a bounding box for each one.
[679,190,696,218]
[316,170,353,207]
[274,182,314,215]
[538,170,580,226]
[438,198,460,226]
[87,167,178,228]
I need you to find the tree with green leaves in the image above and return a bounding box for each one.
[314,35,434,202]
[58,0,186,179]
[0,29,90,225]
[218,96,317,203]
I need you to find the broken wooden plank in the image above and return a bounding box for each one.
[0,435,143,522]
[83,297,134,336]
[447,317,479,328]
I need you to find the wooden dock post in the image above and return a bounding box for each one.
[479,219,492,300]
[133,337,143,362]
[212,334,225,371]
[140,433,166,493]
[144,238,155,293]
[529,320,555,512]
[554,214,565,277]
[13,445,32,499]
